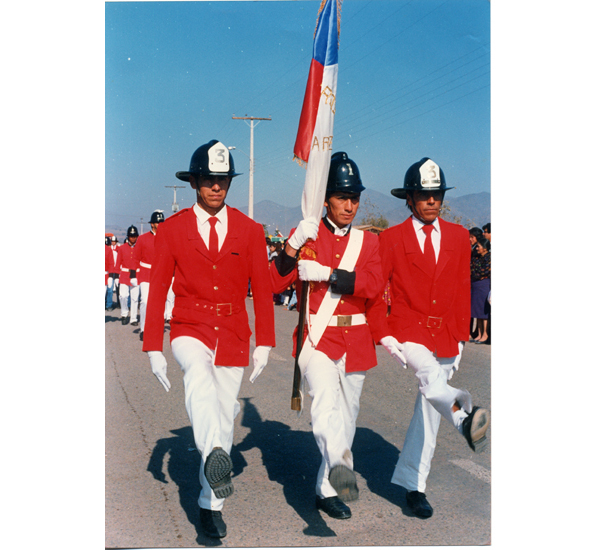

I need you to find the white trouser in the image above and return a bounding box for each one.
[171,336,244,511]
[391,342,469,493]
[303,350,365,499]
[119,283,140,320]
[139,281,175,331]
[139,282,150,331]
[165,283,175,320]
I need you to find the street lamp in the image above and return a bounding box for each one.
[228,146,254,219]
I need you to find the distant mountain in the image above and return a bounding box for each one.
[106,191,490,240]
[247,190,491,236]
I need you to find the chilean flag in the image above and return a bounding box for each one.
[293,0,341,223]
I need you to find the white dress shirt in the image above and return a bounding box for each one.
[411,216,441,262]
[193,203,229,252]
[326,216,350,237]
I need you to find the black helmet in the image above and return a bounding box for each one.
[127,225,139,238]
[391,157,454,199]
[326,152,366,196]
[149,210,165,224]
[176,139,241,182]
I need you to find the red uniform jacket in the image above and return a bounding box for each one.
[142,205,276,367]
[116,241,139,286]
[107,244,120,275]
[271,220,384,373]
[133,230,157,284]
[105,245,111,285]
[369,217,471,358]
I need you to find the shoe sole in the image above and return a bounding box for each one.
[329,465,359,503]
[469,409,490,453]
[204,448,234,499]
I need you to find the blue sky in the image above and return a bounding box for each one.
[105,0,490,228]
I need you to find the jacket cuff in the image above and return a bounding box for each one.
[331,269,355,295]
[274,250,298,277]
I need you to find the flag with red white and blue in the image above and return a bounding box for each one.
[293,0,341,223]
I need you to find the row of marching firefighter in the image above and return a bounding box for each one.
[105,210,174,341]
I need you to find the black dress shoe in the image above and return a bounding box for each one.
[406,491,433,518]
[329,464,359,502]
[462,406,490,452]
[316,496,351,519]
[139,331,144,341]
[121,316,129,325]
[130,320,139,326]
[199,508,227,538]
[204,447,234,499]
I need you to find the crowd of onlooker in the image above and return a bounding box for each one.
[266,240,298,309]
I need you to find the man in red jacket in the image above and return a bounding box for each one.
[369,157,490,519]
[106,235,120,310]
[116,225,140,325]
[142,140,275,539]
[134,210,165,341]
[271,152,384,521]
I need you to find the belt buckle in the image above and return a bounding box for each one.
[216,303,232,316]
[337,315,352,327]
[426,316,443,329]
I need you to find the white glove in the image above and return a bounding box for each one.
[287,219,319,250]
[448,341,465,381]
[131,278,138,287]
[380,336,407,367]
[298,260,331,282]
[148,351,171,392]
[455,388,473,414]
[249,346,271,383]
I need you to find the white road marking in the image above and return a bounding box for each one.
[449,459,491,484]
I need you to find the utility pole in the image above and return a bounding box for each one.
[165,185,186,213]
[232,115,271,220]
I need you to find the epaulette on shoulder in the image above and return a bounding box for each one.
[165,207,191,222]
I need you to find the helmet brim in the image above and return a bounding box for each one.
[176,171,242,182]
[390,188,407,199]
[391,186,454,199]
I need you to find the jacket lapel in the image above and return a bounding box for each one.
[403,219,436,278]
[434,219,454,282]
[185,207,213,261]
[215,206,239,260]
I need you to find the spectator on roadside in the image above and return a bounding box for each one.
[470,236,491,344]
[468,227,483,255]
[482,222,491,243]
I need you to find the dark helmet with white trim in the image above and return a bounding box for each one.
[127,225,139,238]
[176,139,241,182]
[326,152,366,196]
[149,210,165,224]
[391,157,454,199]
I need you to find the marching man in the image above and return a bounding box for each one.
[134,210,165,341]
[116,225,140,325]
[369,157,490,519]
[142,140,275,539]
[271,152,384,521]
[106,235,120,310]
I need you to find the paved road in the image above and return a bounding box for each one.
[106,299,491,548]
